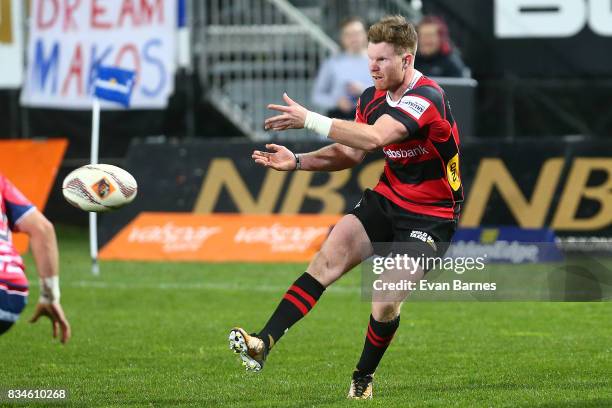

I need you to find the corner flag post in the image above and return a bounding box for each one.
[90,97,101,275]
[90,66,135,275]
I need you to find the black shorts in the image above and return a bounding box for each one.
[349,189,457,261]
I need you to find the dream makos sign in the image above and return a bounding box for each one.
[21,0,176,109]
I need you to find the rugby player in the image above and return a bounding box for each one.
[0,172,71,343]
[229,15,462,399]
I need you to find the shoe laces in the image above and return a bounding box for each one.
[353,375,372,396]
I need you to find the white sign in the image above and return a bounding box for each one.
[398,96,431,120]
[0,0,24,89]
[21,0,177,109]
[495,0,612,38]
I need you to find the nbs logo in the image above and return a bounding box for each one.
[194,156,612,232]
[495,0,612,38]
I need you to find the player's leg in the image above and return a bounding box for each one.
[348,263,424,399]
[229,214,372,371]
[349,201,457,398]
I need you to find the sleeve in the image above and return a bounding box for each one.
[310,59,338,110]
[385,93,440,136]
[0,176,35,231]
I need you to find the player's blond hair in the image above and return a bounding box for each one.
[368,15,417,55]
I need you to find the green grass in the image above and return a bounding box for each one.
[1,226,611,407]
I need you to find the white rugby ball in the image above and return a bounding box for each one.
[62,164,138,212]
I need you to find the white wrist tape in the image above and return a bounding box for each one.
[39,276,60,304]
[304,111,333,137]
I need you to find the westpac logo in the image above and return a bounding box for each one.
[384,145,429,159]
[495,0,612,38]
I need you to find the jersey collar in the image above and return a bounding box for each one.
[386,70,423,107]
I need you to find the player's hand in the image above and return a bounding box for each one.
[252,143,296,171]
[264,93,308,132]
[29,302,71,344]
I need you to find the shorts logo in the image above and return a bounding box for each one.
[91,177,115,199]
[398,96,430,119]
[410,230,437,251]
[446,153,461,191]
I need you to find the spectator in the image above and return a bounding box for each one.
[415,16,468,78]
[311,17,373,120]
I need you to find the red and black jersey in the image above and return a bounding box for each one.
[355,71,463,219]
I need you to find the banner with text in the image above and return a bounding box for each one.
[100,213,340,262]
[21,0,176,109]
[0,0,24,88]
[99,139,612,252]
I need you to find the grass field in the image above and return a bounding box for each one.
[2,226,611,407]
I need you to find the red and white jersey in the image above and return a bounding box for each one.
[355,70,463,219]
[0,173,34,291]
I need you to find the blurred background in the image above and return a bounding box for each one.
[1,0,611,258]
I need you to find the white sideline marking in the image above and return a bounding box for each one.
[28,280,360,294]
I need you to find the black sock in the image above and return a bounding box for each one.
[355,314,400,376]
[258,272,325,351]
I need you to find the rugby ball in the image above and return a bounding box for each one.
[62,164,138,212]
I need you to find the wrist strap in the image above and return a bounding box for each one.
[304,111,333,137]
[39,276,60,304]
[293,153,301,170]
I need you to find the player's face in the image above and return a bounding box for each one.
[367,42,408,91]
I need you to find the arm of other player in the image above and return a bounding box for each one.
[14,210,71,344]
[265,93,408,151]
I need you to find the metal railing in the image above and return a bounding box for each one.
[194,0,420,140]
[195,0,339,140]
[298,0,421,38]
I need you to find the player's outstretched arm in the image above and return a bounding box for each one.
[265,93,407,151]
[252,143,365,172]
[298,143,366,171]
[15,210,71,344]
[252,143,297,171]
